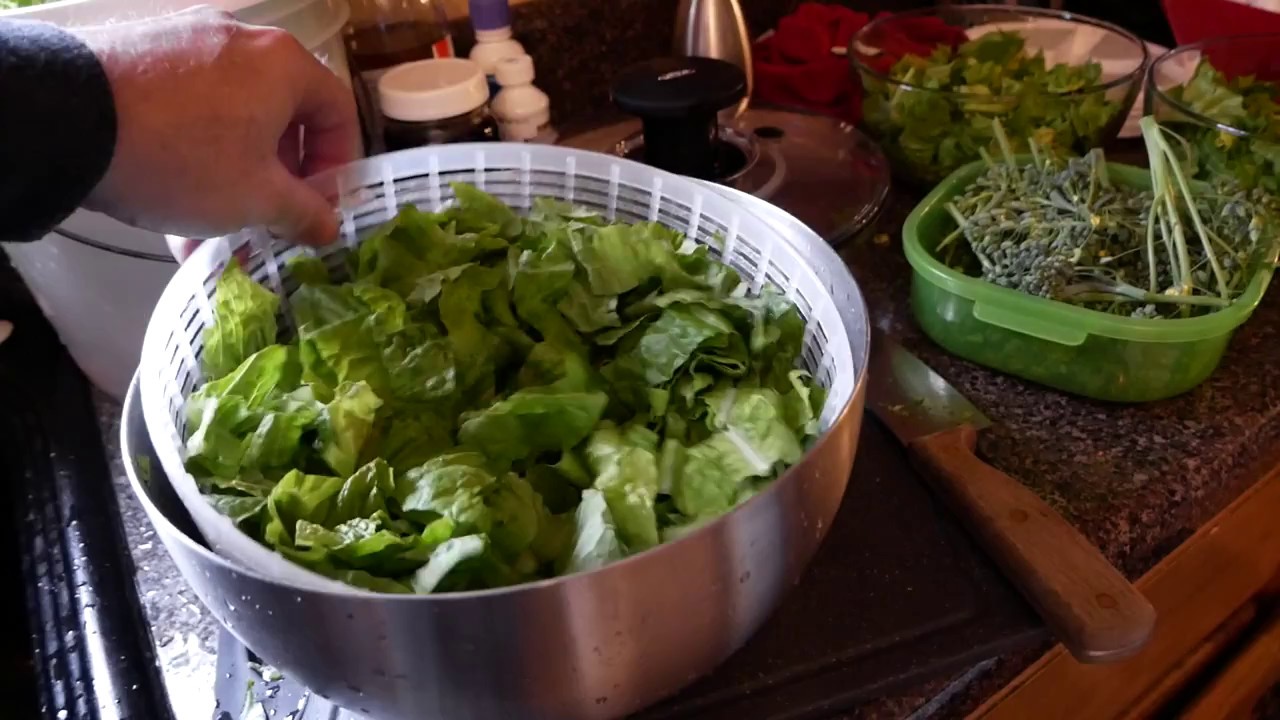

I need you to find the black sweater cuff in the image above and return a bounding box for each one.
[0,19,118,243]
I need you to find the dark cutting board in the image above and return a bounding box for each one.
[634,415,1044,719]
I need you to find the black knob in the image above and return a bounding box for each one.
[610,57,746,179]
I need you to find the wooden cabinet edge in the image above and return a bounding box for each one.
[968,466,1280,720]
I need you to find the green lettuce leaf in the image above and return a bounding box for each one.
[410,534,505,593]
[314,381,383,477]
[557,279,621,333]
[584,423,660,552]
[201,261,280,380]
[672,387,803,518]
[395,453,544,558]
[448,183,523,239]
[206,494,267,530]
[457,389,608,463]
[564,489,625,575]
[360,409,454,473]
[286,254,331,286]
[263,470,345,548]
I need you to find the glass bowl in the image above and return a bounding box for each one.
[1146,33,1280,194]
[850,4,1148,188]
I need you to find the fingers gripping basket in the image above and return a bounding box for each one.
[137,143,868,593]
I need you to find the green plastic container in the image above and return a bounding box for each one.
[902,161,1276,403]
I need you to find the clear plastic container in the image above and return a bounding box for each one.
[902,161,1276,403]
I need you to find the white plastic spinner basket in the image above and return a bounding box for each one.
[137,144,869,592]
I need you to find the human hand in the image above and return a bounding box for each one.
[76,7,360,248]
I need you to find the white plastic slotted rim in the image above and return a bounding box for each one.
[138,143,866,594]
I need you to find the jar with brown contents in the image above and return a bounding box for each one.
[343,0,456,155]
[377,58,500,151]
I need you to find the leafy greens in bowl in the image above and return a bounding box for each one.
[1147,34,1280,195]
[852,5,1146,187]
[181,184,824,594]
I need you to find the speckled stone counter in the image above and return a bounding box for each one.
[86,194,1280,720]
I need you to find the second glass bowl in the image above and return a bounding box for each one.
[1146,33,1280,194]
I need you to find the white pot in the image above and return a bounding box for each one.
[3,0,353,400]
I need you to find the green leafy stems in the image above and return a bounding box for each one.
[935,119,1278,318]
[183,184,823,593]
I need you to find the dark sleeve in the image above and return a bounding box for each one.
[0,19,117,243]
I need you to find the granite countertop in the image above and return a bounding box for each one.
[828,193,1280,718]
[87,194,1280,720]
[847,194,1280,582]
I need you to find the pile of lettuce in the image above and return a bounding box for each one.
[861,31,1123,185]
[1163,60,1280,195]
[182,184,823,594]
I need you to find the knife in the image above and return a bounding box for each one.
[867,331,1156,663]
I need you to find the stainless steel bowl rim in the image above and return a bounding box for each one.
[849,4,1150,98]
[134,145,871,602]
[1146,32,1280,139]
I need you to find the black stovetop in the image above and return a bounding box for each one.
[0,256,174,720]
[2,251,1043,720]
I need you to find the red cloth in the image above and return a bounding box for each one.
[1162,0,1280,45]
[1160,0,1280,83]
[752,4,967,124]
[753,3,869,122]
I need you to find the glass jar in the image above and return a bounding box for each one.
[378,58,500,151]
[343,0,455,155]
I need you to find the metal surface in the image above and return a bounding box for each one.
[130,144,871,720]
[673,0,753,120]
[866,331,991,445]
[561,109,891,245]
[0,257,174,720]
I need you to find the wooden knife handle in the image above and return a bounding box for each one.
[908,424,1156,663]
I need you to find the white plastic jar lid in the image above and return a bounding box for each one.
[378,58,490,123]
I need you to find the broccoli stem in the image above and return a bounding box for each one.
[1144,210,1159,293]
[1154,130,1231,298]
[993,119,1016,170]
[1060,281,1230,308]
[1141,117,1196,296]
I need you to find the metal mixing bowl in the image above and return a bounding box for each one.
[124,148,870,720]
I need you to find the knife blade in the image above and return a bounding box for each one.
[867,330,1156,663]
